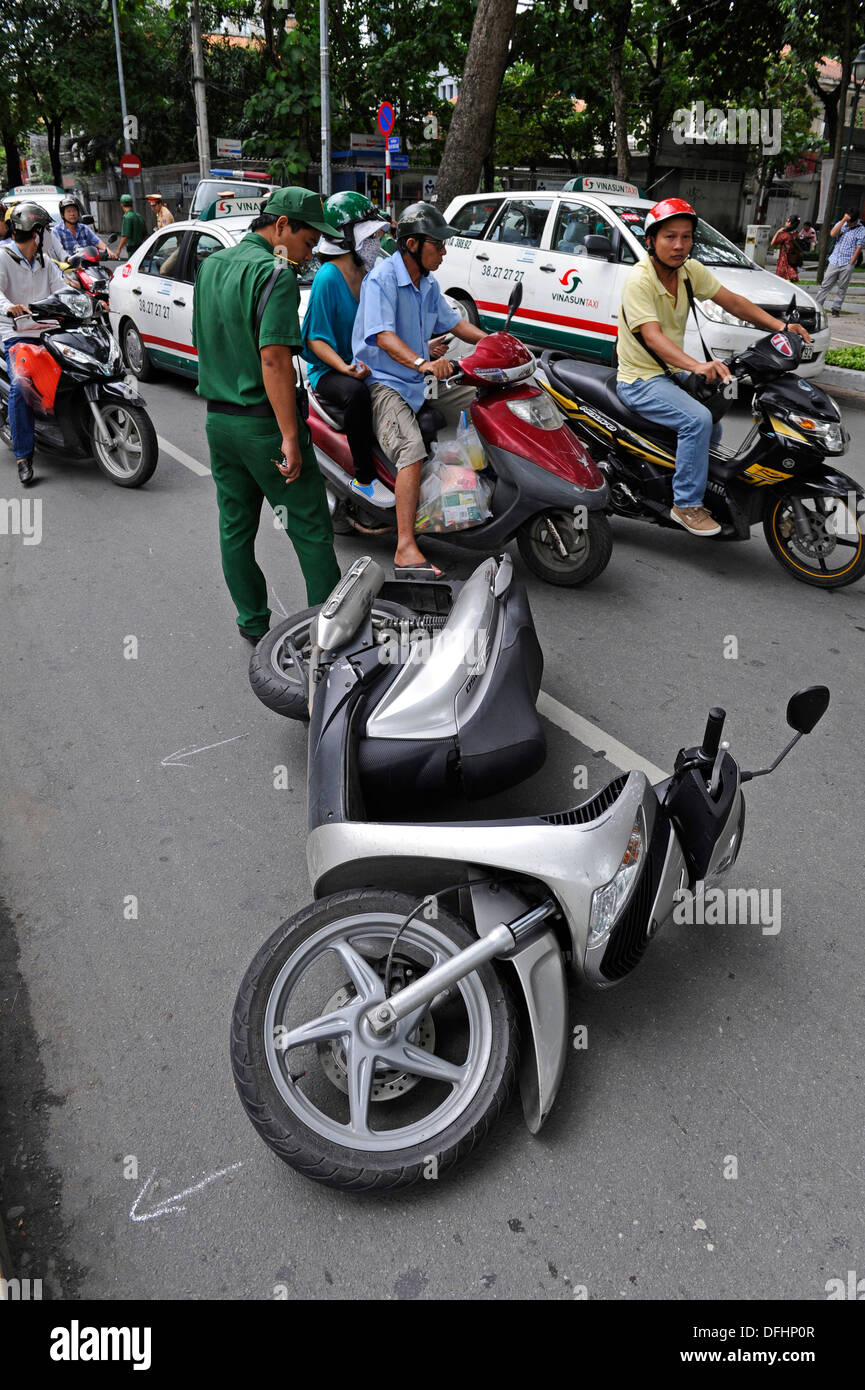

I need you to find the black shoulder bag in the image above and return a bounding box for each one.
[255,260,309,422]
[622,276,732,423]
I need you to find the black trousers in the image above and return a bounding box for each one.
[314,370,375,484]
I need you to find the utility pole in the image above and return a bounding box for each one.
[320,0,331,196]
[110,0,136,202]
[189,0,211,180]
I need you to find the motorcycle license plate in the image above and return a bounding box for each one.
[801,342,814,361]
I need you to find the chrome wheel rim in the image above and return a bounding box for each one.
[92,404,143,478]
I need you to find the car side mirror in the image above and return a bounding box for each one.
[786,685,830,735]
[82,214,95,226]
[503,279,523,332]
[584,234,614,258]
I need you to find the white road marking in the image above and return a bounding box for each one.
[537,691,668,783]
[157,435,211,476]
[269,586,288,618]
[130,1163,243,1223]
[161,733,250,768]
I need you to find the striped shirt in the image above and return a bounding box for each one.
[52,221,101,255]
[829,222,865,267]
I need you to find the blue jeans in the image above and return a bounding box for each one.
[3,338,35,460]
[616,373,722,509]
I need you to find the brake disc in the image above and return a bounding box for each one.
[316,982,436,1102]
[781,506,836,557]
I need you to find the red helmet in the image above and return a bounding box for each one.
[644,198,697,236]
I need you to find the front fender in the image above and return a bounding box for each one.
[88,379,146,407]
[768,469,863,502]
[470,883,568,1134]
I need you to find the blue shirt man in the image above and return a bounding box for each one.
[348,201,487,578]
[352,250,460,411]
[52,200,109,259]
[816,209,865,315]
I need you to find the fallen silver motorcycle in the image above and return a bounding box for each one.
[232,555,829,1189]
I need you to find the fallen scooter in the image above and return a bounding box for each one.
[232,554,830,1187]
[308,283,613,587]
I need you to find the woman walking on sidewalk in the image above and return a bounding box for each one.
[771,216,802,283]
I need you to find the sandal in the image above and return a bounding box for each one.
[393,562,447,580]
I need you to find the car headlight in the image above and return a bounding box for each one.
[786,412,845,453]
[506,394,564,430]
[699,299,752,329]
[587,813,644,948]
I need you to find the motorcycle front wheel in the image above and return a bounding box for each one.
[248,599,417,720]
[90,401,158,487]
[517,508,613,586]
[230,891,518,1190]
[763,488,865,588]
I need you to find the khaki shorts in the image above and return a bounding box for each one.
[368,380,477,471]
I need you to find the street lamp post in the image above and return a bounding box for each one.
[834,44,865,223]
[320,0,332,196]
[110,0,136,203]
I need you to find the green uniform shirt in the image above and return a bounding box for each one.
[193,232,302,407]
[616,255,721,384]
[121,209,147,252]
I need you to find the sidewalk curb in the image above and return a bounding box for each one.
[815,365,865,398]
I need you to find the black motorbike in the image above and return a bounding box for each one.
[537,327,864,589]
[0,287,157,487]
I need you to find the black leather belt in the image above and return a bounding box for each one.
[207,400,274,417]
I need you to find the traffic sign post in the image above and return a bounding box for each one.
[377,102,395,216]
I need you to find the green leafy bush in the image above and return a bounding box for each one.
[825,346,865,371]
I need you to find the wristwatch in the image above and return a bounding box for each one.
[413,356,426,371]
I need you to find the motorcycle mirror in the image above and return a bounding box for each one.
[786,684,830,735]
[741,685,830,783]
[503,280,523,332]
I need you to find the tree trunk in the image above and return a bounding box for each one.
[817,0,853,281]
[2,126,22,190]
[46,116,63,186]
[608,0,632,180]
[433,0,519,210]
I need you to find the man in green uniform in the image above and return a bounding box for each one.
[192,186,341,643]
[115,194,147,260]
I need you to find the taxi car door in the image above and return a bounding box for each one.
[467,197,553,341]
[132,229,195,375]
[533,200,624,361]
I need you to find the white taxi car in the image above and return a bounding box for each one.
[108,197,270,379]
[434,179,830,378]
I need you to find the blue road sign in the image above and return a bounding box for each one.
[390,154,409,170]
[387,135,401,152]
[377,102,395,136]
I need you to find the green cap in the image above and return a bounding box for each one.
[120,194,133,205]
[263,186,333,235]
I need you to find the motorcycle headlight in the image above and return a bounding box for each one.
[587,813,644,948]
[786,412,845,454]
[699,299,752,329]
[506,394,564,430]
[51,341,99,368]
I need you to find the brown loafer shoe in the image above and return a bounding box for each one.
[670,505,722,536]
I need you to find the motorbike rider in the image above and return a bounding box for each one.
[351,201,488,577]
[52,196,110,259]
[302,191,394,509]
[616,198,811,537]
[0,202,67,484]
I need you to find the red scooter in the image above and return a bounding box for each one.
[308,284,613,586]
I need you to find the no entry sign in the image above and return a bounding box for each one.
[120,153,142,177]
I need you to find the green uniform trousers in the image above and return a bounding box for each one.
[206,412,340,636]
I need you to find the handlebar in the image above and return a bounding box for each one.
[699,707,726,761]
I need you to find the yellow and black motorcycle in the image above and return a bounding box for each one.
[536,328,865,589]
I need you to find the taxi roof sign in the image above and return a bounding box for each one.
[7,183,65,196]
[200,194,266,221]
[562,176,644,198]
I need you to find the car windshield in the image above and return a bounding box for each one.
[609,206,753,268]
[190,180,273,217]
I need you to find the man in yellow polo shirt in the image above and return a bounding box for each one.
[616,198,811,536]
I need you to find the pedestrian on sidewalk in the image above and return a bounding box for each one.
[815,209,865,317]
[192,187,340,644]
[771,216,802,282]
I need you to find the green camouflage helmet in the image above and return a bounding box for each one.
[322,191,386,250]
[396,201,462,243]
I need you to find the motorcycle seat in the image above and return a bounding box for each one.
[310,390,445,447]
[545,356,681,448]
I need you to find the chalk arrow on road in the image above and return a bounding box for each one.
[160,733,250,768]
[130,1162,244,1222]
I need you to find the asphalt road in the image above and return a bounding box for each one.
[1,371,864,1302]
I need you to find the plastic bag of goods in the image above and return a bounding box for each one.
[415,445,493,533]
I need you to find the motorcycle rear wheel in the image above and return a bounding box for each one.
[763,488,865,588]
[230,891,518,1190]
[90,401,158,487]
[248,600,417,720]
[517,508,613,586]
